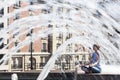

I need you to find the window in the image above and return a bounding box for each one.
[93,10,102,18]
[26,29,33,37]
[66,44,72,52]
[15,41,18,46]
[0,38,4,49]
[56,43,61,49]
[13,32,19,38]
[0,8,4,17]
[14,1,21,9]
[57,7,63,14]
[48,35,52,53]
[48,6,53,13]
[66,9,70,14]
[30,0,38,5]
[11,57,22,69]
[66,33,72,40]
[66,9,70,18]
[57,0,63,3]
[0,23,4,29]
[0,54,3,59]
[41,9,48,14]
[7,19,9,25]
[40,56,48,68]
[57,34,63,43]
[82,47,85,51]
[37,0,46,4]
[0,54,4,64]
[15,40,20,52]
[6,39,9,49]
[14,13,20,20]
[42,43,47,52]
[57,33,63,40]
[48,24,53,28]
[40,57,44,63]
[40,56,47,68]
[7,7,9,13]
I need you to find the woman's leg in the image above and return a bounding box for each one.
[91,67,101,73]
[81,66,90,73]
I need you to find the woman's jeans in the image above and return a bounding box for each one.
[81,66,101,73]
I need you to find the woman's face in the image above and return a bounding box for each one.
[93,46,98,51]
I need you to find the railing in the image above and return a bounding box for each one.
[9,52,90,71]
[24,63,47,70]
[10,59,120,72]
[24,61,90,71]
[54,62,75,70]
[24,62,75,70]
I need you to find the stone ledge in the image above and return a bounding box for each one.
[0,71,120,80]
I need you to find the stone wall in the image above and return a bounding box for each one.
[0,72,120,80]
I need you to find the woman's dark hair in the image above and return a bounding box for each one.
[93,44,100,50]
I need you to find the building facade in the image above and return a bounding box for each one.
[0,0,89,72]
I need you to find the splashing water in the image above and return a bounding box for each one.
[11,73,18,80]
[0,0,120,80]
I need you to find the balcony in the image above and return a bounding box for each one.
[0,52,90,72]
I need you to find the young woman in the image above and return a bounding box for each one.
[81,44,101,73]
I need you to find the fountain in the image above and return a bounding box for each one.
[0,0,120,80]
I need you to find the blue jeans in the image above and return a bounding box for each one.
[81,66,101,73]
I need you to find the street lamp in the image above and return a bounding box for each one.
[26,28,33,70]
[30,29,33,70]
[29,9,34,70]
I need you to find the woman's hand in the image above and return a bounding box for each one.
[79,64,84,67]
[89,64,94,67]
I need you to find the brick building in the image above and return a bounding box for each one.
[0,0,89,72]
